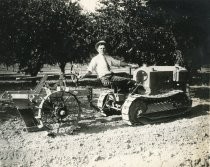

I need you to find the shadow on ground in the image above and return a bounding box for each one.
[149,104,210,126]
[191,87,210,100]
[0,107,19,123]
[188,104,209,118]
[78,115,126,134]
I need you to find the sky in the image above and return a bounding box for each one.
[79,0,99,12]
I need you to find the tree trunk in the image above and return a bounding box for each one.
[31,71,39,85]
[59,62,66,74]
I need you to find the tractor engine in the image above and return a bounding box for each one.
[133,65,189,95]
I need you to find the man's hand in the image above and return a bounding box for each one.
[78,74,85,79]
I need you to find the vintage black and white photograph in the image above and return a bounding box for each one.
[0,0,209,166]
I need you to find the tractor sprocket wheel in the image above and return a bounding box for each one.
[128,99,147,124]
[101,93,119,116]
[172,93,191,108]
[40,91,81,130]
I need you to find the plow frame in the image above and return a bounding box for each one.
[0,73,92,132]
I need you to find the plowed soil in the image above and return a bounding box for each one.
[0,87,209,167]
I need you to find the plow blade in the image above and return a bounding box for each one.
[3,93,44,132]
[18,109,41,132]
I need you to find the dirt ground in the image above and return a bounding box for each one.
[0,87,209,167]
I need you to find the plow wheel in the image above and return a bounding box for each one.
[39,91,81,130]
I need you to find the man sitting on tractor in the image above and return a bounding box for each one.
[81,40,138,92]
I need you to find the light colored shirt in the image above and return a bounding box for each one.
[87,54,121,78]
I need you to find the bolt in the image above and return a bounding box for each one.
[60,110,65,116]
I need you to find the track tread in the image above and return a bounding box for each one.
[122,90,192,125]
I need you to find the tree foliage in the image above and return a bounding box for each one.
[147,0,210,68]
[0,0,90,75]
[92,0,177,65]
[92,0,210,67]
[0,0,209,75]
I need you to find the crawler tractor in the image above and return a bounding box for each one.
[97,65,192,125]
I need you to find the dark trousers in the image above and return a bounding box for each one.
[100,73,135,93]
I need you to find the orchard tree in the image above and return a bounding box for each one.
[0,0,91,76]
[0,0,52,76]
[92,0,209,67]
[146,0,210,68]
[0,0,21,69]
[93,0,177,66]
[43,0,91,73]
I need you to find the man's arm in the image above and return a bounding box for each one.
[121,61,139,68]
[79,58,96,79]
[109,56,138,68]
[109,57,128,67]
[120,61,129,67]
